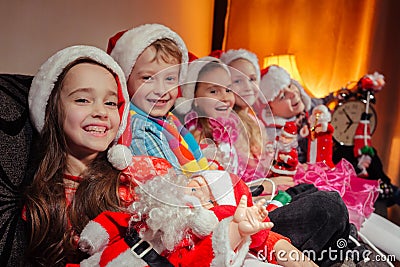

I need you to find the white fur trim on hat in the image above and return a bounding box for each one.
[260,65,291,103]
[110,23,189,83]
[260,65,311,111]
[28,45,129,142]
[281,130,297,139]
[175,56,230,114]
[220,49,261,83]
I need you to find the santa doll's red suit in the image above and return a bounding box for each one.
[353,116,372,158]
[300,104,335,168]
[72,146,289,267]
[271,121,299,176]
[352,72,384,176]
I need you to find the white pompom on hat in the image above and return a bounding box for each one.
[220,49,261,83]
[108,23,189,83]
[107,144,133,170]
[174,56,230,114]
[28,45,130,143]
[260,65,311,111]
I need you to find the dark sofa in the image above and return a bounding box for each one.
[0,74,34,267]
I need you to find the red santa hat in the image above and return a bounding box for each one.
[260,65,311,111]
[174,56,230,114]
[28,45,130,144]
[220,48,261,83]
[188,51,199,62]
[107,24,189,84]
[358,71,385,92]
[281,121,297,138]
[209,49,224,59]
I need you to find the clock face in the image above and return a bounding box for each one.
[331,101,377,146]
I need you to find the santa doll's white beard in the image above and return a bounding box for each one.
[129,172,218,252]
[277,139,297,152]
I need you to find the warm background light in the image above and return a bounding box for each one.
[0,0,214,75]
[224,0,400,223]
[223,0,376,98]
[263,54,314,97]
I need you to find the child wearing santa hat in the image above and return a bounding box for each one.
[212,51,360,265]
[24,45,131,265]
[106,24,302,266]
[107,23,209,175]
[176,54,351,266]
[219,49,276,185]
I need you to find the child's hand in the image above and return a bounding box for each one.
[233,196,273,236]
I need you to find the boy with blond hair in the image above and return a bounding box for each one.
[108,24,208,174]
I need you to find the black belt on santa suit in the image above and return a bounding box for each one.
[273,160,292,169]
[124,229,174,267]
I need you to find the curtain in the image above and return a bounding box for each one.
[224,0,377,97]
[223,0,400,223]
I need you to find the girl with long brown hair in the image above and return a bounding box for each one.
[24,45,130,266]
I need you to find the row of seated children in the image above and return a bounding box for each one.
[108,24,351,266]
[24,23,366,266]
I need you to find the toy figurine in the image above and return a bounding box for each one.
[270,121,299,176]
[353,72,385,177]
[300,104,335,168]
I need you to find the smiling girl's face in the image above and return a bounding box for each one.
[61,62,120,161]
[228,58,259,108]
[194,64,234,119]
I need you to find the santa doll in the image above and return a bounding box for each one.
[73,145,300,267]
[300,104,335,168]
[353,72,385,177]
[270,121,299,176]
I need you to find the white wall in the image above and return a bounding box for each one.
[0,0,214,75]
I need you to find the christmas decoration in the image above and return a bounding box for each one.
[353,72,385,177]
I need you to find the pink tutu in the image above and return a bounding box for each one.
[294,159,379,230]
